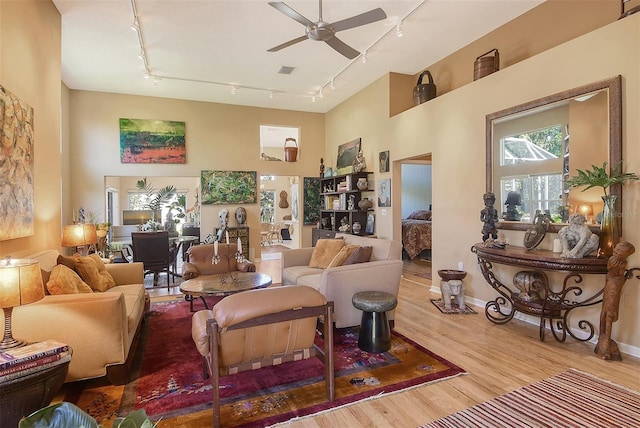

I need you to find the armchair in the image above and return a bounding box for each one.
[191,285,334,428]
[183,243,255,280]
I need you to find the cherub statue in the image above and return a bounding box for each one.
[558,213,599,258]
[480,192,499,242]
[338,217,350,232]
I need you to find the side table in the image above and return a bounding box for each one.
[0,353,71,426]
[352,291,397,353]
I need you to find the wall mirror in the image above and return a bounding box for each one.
[486,75,621,233]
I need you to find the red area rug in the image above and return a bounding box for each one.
[104,299,465,426]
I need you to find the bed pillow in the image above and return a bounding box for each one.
[309,239,345,269]
[407,210,431,221]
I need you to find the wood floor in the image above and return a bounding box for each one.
[150,256,640,427]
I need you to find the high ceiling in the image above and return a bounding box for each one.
[53,0,544,113]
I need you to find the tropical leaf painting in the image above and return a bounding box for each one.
[303,177,321,225]
[201,170,257,205]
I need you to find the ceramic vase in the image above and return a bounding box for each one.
[352,222,362,234]
[597,195,619,258]
[356,178,368,191]
[358,197,373,211]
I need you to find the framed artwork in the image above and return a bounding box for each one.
[378,178,391,207]
[0,85,35,240]
[365,213,375,234]
[379,150,390,173]
[302,177,321,225]
[119,118,186,164]
[336,137,361,175]
[200,170,257,205]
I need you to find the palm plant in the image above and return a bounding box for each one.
[567,161,638,196]
[136,177,177,211]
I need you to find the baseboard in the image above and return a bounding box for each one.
[430,287,640,359]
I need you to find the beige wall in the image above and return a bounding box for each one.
[0,1,61,257]
[326,15,640,354]
[66,91,324,258]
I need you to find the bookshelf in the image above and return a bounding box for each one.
[317,171,373,243]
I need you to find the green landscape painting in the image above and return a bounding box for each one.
[119,118,186,163]
[201,170,257,205]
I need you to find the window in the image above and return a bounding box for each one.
[501,174,563,222]
[127,191,187,226]
[260,191,275,223]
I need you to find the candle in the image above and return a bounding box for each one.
[225,231,230,244]
[553,239,562,253]
[214,240,219,256]
[237,237,242,254]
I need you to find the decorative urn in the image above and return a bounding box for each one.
[356,178,368,191]
[358,197,373,211]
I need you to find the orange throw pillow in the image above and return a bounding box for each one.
[309,239,345,269]
[46,264,93,295]
[74,254,116,292]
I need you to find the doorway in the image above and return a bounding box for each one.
[259,175,300,259]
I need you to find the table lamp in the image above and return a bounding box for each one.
[0,258,45,350]
[578,204,594,223]
[61,223,98,255]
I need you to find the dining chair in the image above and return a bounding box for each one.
[131,231,174,289]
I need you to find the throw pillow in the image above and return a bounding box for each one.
[407,210,431,221]
[327,245,361,268]
[56,254,78,271]
[41,269,52,295]
[309,239,345,269]
[74,254,116,292]
[46,264,93,295]
[344,245,373,265]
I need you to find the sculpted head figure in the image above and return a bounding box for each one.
[218,208,229,228]
[235,207,247,226]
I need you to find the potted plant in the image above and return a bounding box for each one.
[136,177,177,222]
[567,161,638,257]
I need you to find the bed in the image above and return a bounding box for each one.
[402,210,432,259]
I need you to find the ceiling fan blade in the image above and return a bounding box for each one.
[324,36,360,60]
[267,35,308,52]
[332,8,387,32]
[268,2,314,26]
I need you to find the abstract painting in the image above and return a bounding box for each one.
[0,85,35,240]
[303,177,321,225]
[336,138,361,175]
[201,170,257,205]
[120,118,186,164]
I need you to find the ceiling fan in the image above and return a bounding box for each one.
[267,0,387,59]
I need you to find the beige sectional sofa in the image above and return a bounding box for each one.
[12,250,147,384]
[282,233,403,328]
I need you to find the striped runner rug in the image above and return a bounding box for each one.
[421,368,640,428]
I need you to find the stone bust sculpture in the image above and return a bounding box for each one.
[235,207,247,227]
[558,213,599,258]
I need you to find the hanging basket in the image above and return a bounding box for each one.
[284,138,298,162]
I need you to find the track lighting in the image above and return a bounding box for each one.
[311,95,316,103]
[231,85,238,95]
[318,88,324,98]
[269,91,275,99]
[131,19,139,32]
[361,51,368,64]
[330,79,336,90]
[396,23,404,38]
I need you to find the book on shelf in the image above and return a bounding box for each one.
[339,193,346,210]
[0,352,71,383]
[0,339,69,370]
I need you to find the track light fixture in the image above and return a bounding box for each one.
[315,0,426,103]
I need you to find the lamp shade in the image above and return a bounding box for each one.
[61,223,98,247]
[579,204,594,217]
[0,258,45,309]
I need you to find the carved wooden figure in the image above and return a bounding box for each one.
[594,240,635,361]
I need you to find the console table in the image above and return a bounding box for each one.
[471,243,608,343]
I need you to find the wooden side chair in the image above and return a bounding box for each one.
[131,231,174,289]
[191,286,335,428]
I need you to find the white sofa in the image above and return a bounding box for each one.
[12,250,147,384]
[282,233,403,328]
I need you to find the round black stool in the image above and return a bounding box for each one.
[352,291,397,353]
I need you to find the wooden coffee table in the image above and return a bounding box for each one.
[179,272,272,311]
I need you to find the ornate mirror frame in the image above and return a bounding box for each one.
[486,75,622,233]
